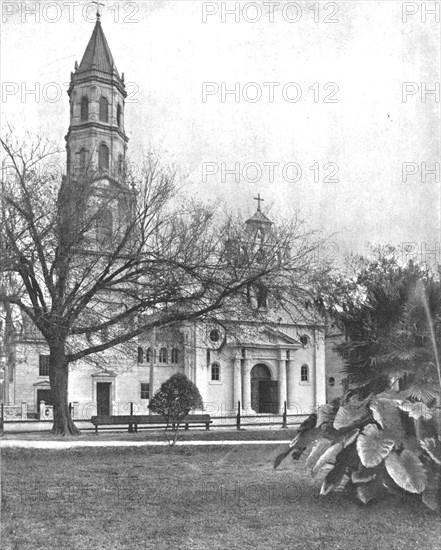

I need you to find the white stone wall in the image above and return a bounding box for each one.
[325,335,346,402]
[11,317,330,420]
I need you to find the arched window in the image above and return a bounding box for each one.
[159,347,168,364]
[99,96,109,123]
[171,348,179,364]
[96,208,113,242]
[80,96,89,121]
[137,347,144,364]
[211,363,220,381]
[117,104,122,127]
[301,364,309,382]
[145,347,152,363]
[99,143,109,171]
[79,148,87,170]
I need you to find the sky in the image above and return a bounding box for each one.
[1,0,440,269]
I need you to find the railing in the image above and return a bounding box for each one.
[0,400,308,434]
[220,401,306,430]
[2,401,439,436]
[2,403,27,421]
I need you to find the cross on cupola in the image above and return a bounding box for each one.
[254,194,264,212]
[92,0,105,19]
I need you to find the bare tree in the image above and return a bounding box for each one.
[0,132,323,436]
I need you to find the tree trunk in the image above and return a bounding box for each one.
[49,341,80,436]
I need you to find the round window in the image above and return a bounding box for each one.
[209,329,220,342]
[328,377,335,387]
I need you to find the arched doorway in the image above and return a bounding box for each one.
[251,364,279,414]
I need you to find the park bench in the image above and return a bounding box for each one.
[90,414,212,434]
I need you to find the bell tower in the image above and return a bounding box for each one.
[65,12,128,186]
[245,195,273,243]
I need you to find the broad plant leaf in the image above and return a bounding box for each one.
[274,414,321,467]
[289,413,318,448]
[274,447,295,470]
[342,428,360,448]
[356,476,385,504]
[317,403,337,429]
[320,479,336,496]
[306,439,332,471]
[324,442,359,489]
[333,404,368,431]
[385,450,427,494]
[351,462,383,483]
[369,397,407,445]
[420,438,441,466]
[313,442,344,476]
[320,474,350,495]
[334,474,351,492]
[288,428,323,461]
[369,399,384,429]
[356,423,395,468]
[351,466,377,484]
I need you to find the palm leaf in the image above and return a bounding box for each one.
[400,386,439,406]
[398,402,434,421]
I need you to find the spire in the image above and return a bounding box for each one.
[245,196,273,226]
[77,18,120,78]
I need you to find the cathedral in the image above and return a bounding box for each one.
[0,16,338,422]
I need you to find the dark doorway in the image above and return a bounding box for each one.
[251,364,279,413]
[259,380,279,414]
[97,383,111,416]
[37,389,52,407]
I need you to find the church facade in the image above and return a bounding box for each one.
[0,18,336,421]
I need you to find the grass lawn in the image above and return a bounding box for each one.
[1,445,440,550]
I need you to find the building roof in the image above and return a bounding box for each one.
[77,19,120,78]
[245,210,273,226]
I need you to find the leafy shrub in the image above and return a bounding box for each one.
[148,373,203,445]
[275,393,441,512]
